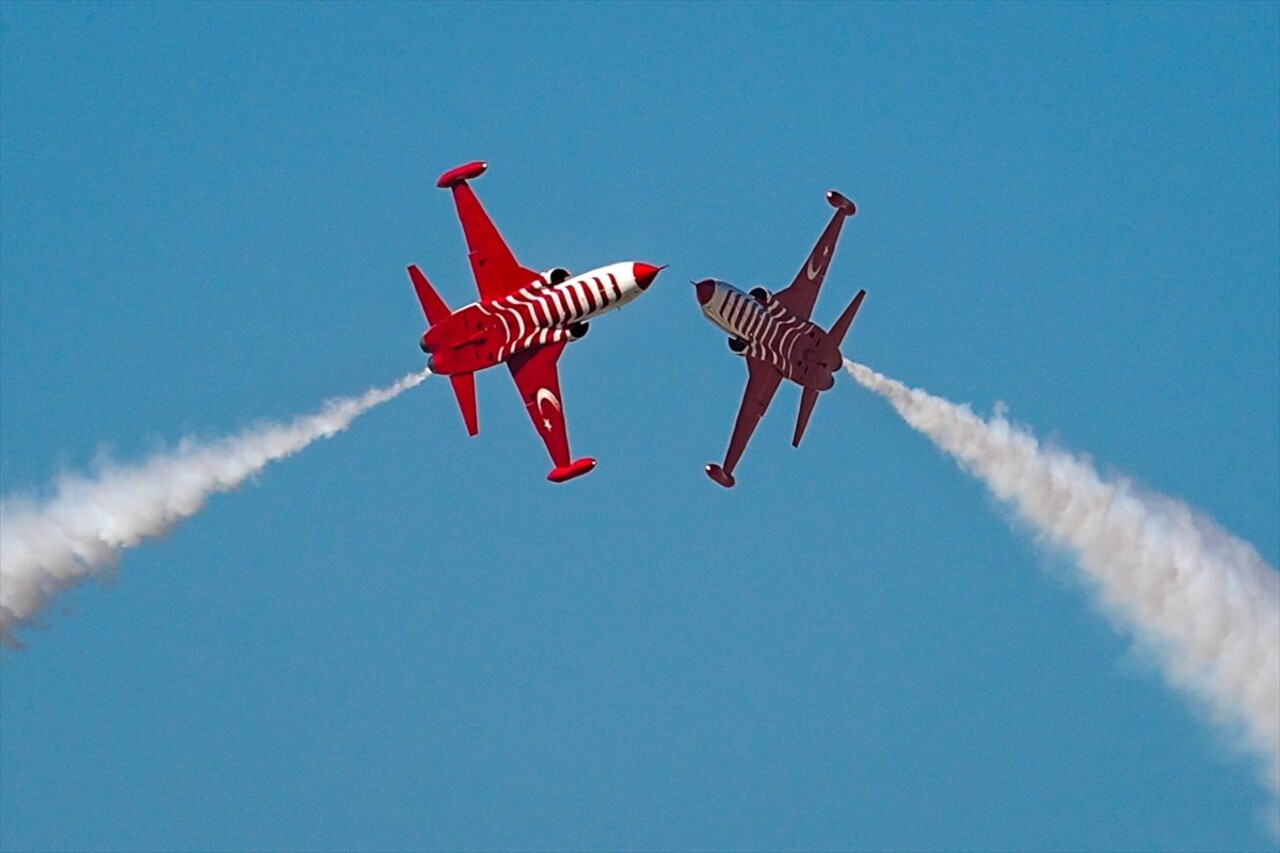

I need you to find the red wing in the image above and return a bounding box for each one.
[506,342,573,469]
[773,200,852,321]
[719,356,784,478]
[446,181,541,301]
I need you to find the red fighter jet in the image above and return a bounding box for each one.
[695,190,865,488]
[408,161,662,483]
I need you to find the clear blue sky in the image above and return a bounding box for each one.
[2,3,1277,850]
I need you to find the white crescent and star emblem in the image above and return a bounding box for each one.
[535,388,561,431]
[807,244,830,282]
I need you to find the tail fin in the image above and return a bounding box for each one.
[793,388,819,448]
[794,289,866,448]
[827,288,866,350]
[407,265,475,434]
[408,264,452,327]
[449,372,479,436]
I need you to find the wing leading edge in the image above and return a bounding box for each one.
[437,161,541,302]
[773,190,857,321]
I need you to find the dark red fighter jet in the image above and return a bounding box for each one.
[694,190,865,488]
[408,161,663,482]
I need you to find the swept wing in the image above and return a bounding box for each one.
[772,191,856,321]
[437,161,542,301]
[505,342,596,482]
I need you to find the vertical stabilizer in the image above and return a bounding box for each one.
[827,288,866,351]
[793,388,820,447]
[407,264,452,327]
[796,289,865,447]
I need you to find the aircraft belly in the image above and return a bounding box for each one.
[745,323,836,389]
[500,324,578,363]
[433,336,502,373]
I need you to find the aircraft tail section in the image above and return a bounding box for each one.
[794,289,865,448]
[408,264,452,327]
[407,264,475,434]
[449,372,479,436]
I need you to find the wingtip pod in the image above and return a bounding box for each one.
[548,457,596,483]
[826,190,856,216]
[437,160,488,188]
[705,464,736,488]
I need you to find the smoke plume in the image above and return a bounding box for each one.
[0,369,430,647]
[845,360,1280,804]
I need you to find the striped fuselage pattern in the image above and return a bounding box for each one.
[423,261,646,374]
[699,279,840,390]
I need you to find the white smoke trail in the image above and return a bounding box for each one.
[0,369,430,646]
[846,360,1280,805]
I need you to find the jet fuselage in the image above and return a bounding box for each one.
[695,278,841,391]
[422,261,660,375]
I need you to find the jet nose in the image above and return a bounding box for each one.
[633,262,664,290]
[693,279,716,306]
